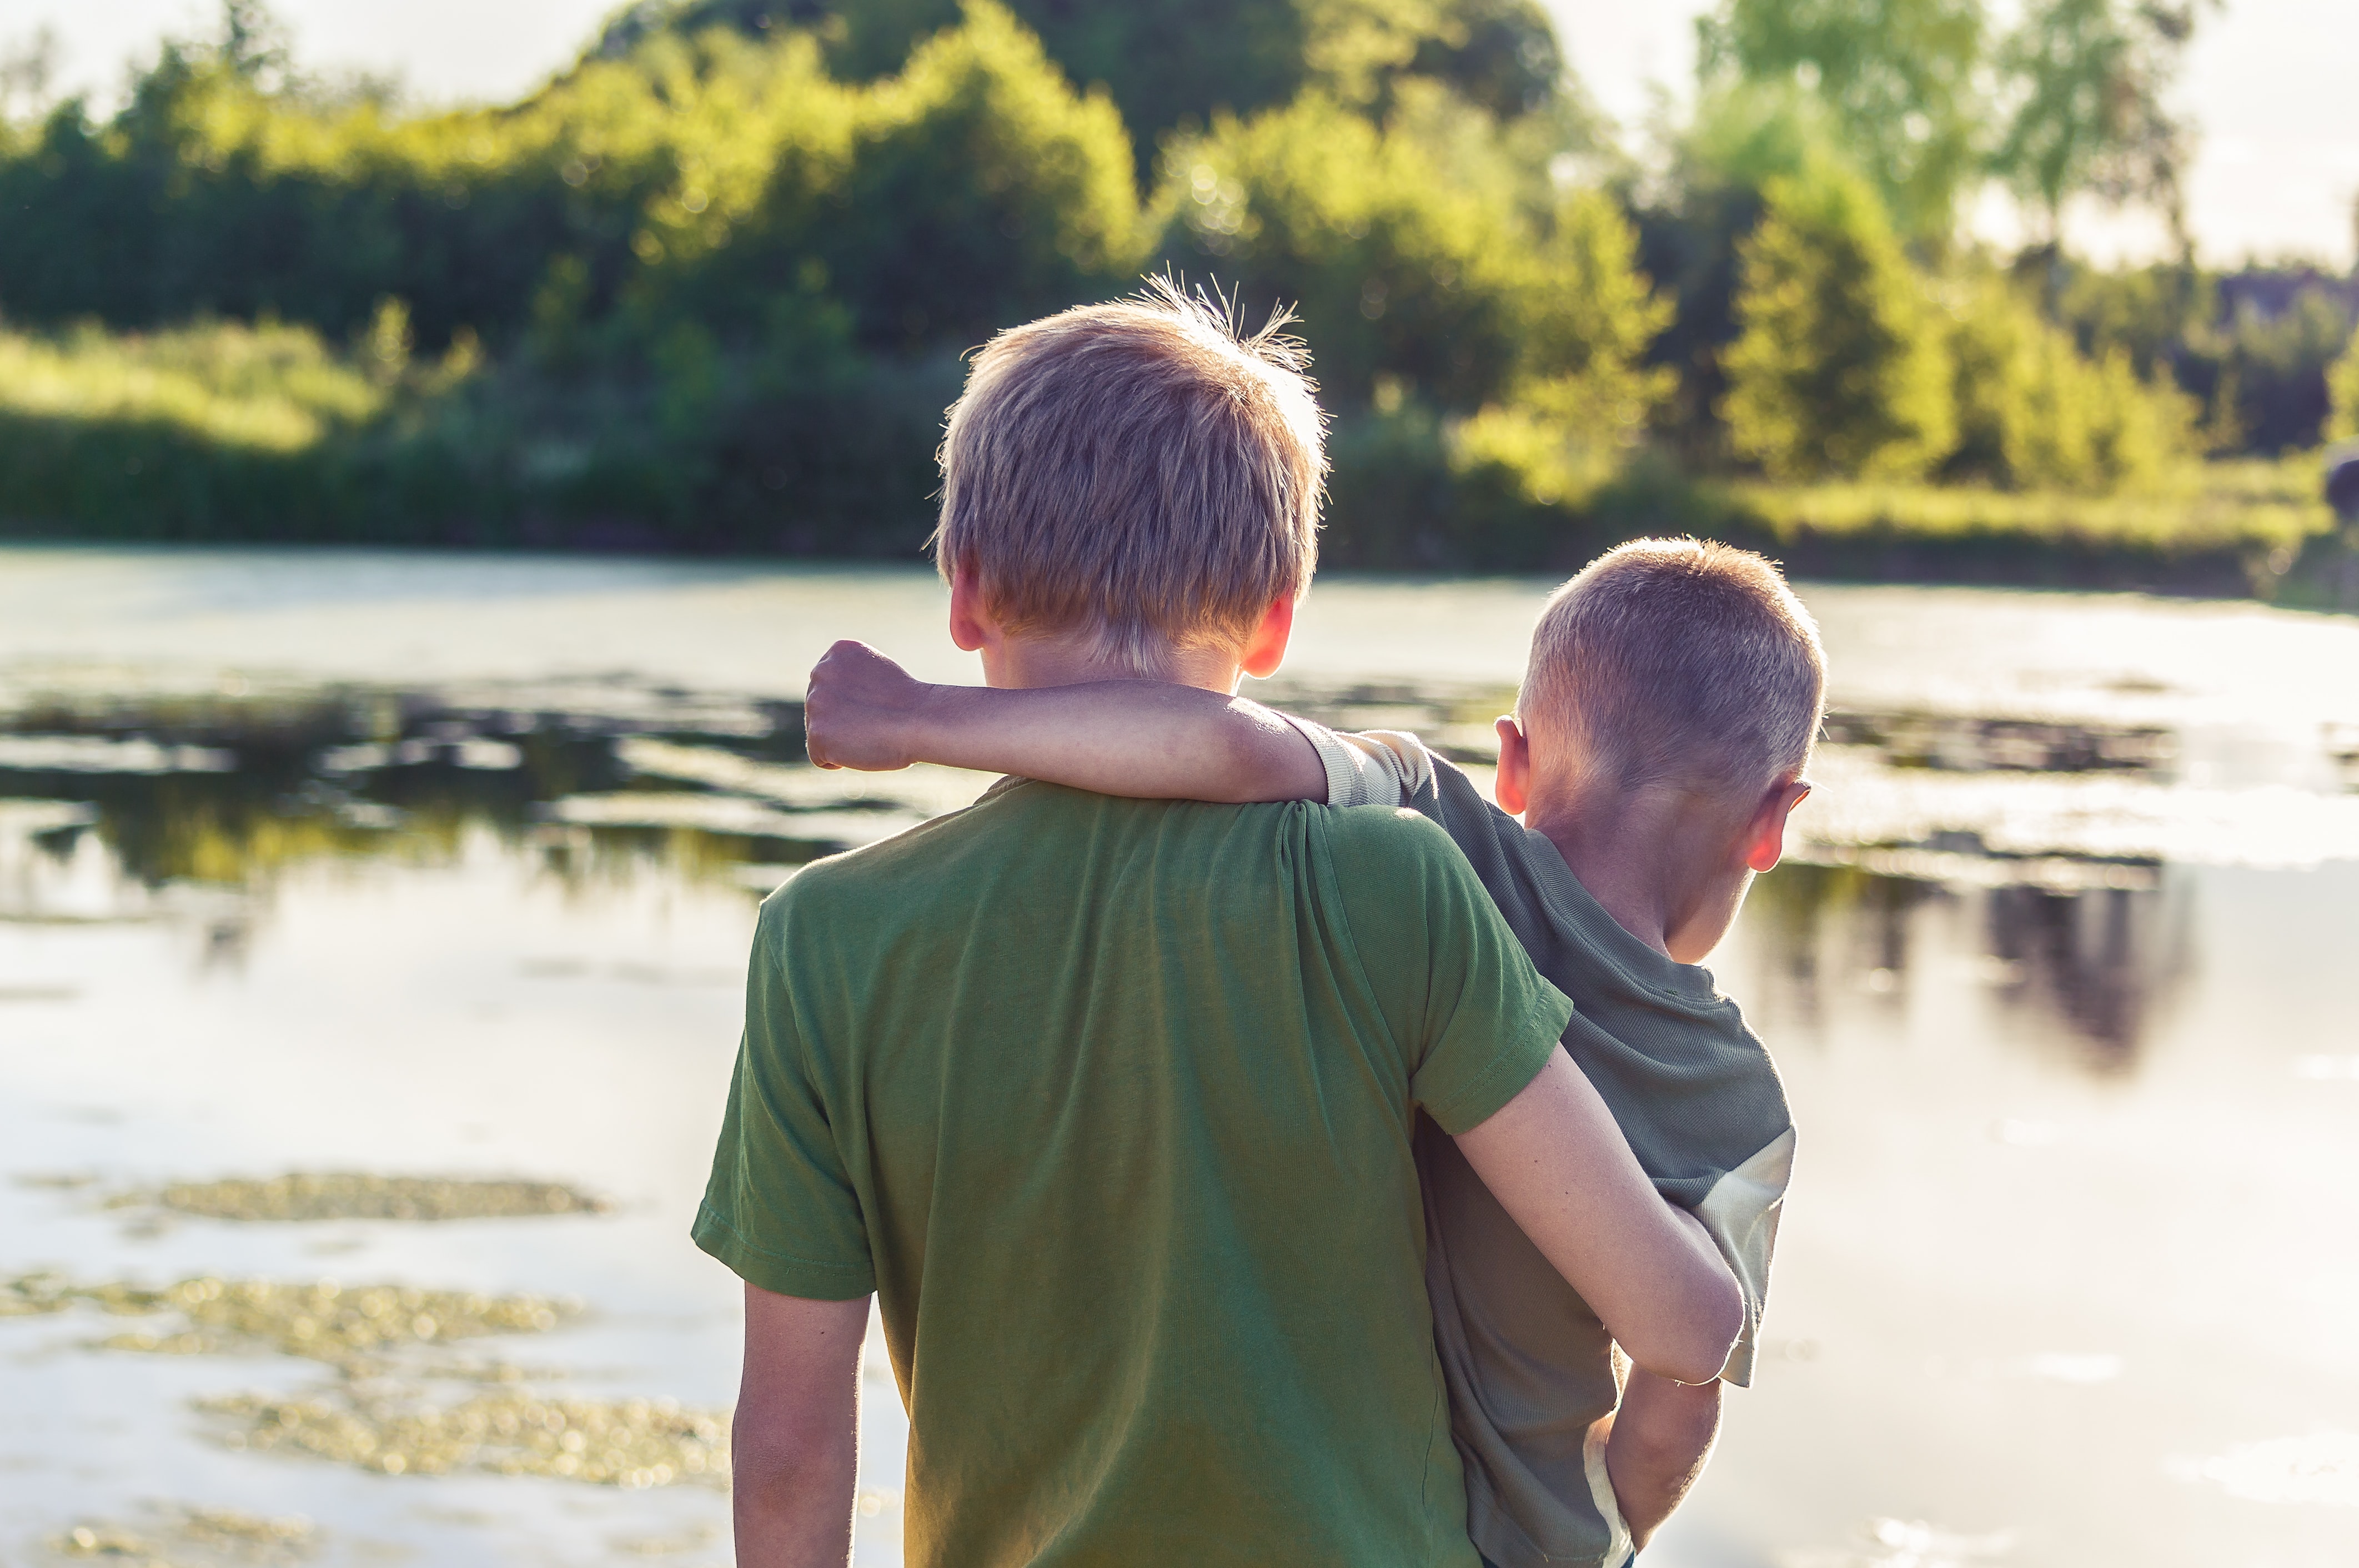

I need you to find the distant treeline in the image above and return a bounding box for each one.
[0,0,2352,583]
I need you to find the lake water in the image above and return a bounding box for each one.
[2,546,2355,1568]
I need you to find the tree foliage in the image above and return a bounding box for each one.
[1697,0,1985,239]
[590,0,1569,156]
[1991,0,2208,243]
[0,3,1143,359]
[0,0,1663,556]
[1721,170,1955,480]
[1635,82,1859,449]
[0,0,2335,567]
[1945,267,2192,490]
[1157,82,1653,413]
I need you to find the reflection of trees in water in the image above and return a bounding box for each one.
[1984,876,2190,1073]
[0,688,810,905]
[1739,864,1906,1041]
[1740,860,2190,1072]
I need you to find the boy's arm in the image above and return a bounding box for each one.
[732,1284,867,1567]
[802,640,1326,803]
[1597,1369,1723,1549]
[1454,1051,1745,1388]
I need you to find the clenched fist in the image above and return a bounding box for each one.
[803,640,931,771]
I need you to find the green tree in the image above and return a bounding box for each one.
[1990,0,2209,248]
[1633,82,1860,446]
[1158,86,1643,418]
[1696,0,1986,240]
[805,1,1144,351]
[1944,266,2191,491]
[595,0,1571,160]
[1720,169,1954,479]
[1160,92,1521,410]
[1406,0,1564,120]
[1453,185,1674,505]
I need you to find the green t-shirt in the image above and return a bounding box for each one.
[694,778,1573,1567]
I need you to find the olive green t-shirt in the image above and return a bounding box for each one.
[694,779,1574,1567]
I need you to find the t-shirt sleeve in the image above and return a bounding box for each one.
[691,896,876,1300]
[1276,714,1437,809]
[1321,807,1573,1135]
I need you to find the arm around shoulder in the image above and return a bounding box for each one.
[802,640,1326,802]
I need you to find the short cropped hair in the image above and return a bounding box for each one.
[932,280,1326,671]
[1520,539,1825,796]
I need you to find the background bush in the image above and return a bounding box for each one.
[0,0,2345,579]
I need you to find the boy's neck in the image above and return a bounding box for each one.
[1522,783,1742,964]
[986,634,1241,695]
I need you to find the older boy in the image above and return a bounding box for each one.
[699,290,1743,1568]
[803,539,1820,1566]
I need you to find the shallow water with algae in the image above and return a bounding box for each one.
[1,549,2354,1568]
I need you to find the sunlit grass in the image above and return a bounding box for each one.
[0,319,383,453]
[1732,451,2335,552]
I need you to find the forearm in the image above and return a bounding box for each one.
[1454,1053,1744,1385]
[894,680,1326,803]
[1600,1369,1722,1547]
[732,1286,867,1568]
[731,1424,856,1568]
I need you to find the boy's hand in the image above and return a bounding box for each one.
[805,640,931,771]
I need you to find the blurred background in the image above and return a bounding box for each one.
[0,3,2353,1566]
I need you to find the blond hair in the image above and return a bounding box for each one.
[1520,539,1825,796]
[931,280,1326,671]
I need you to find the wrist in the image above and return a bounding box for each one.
[905,679,1001,769]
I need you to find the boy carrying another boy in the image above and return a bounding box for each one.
[701,285,1744,1567]
[806,537,1821,1566]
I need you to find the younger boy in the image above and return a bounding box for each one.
[802,537,1820,1566]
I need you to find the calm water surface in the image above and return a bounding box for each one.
[1,547,2355,1568]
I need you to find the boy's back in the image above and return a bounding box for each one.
[696,778,1576,1566]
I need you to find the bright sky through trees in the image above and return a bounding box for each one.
[0,0,2350,266]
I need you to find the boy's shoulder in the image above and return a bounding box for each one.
[1299,726,1793,1165]
[771,776,1463,932]
[1316,792,1470,868]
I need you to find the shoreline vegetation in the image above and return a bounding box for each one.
[0,0,2356,607]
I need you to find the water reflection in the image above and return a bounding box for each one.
[1740,863,2192,1073]
[1821,711,2177,777]
[1982,880,2191,1067]
[0,681,827,912]
[0,677,2223,1083]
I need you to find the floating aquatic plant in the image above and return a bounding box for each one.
[51,1504,314,1566]
[203,1389,729,1488]
[118,1173,610,1224]
[1,1274,576,1366]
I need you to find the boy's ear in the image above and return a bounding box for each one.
[1493,716,1532,816]
[1742,776,1813,874]
[947,561,994,655]
[1238,595,1297,680]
